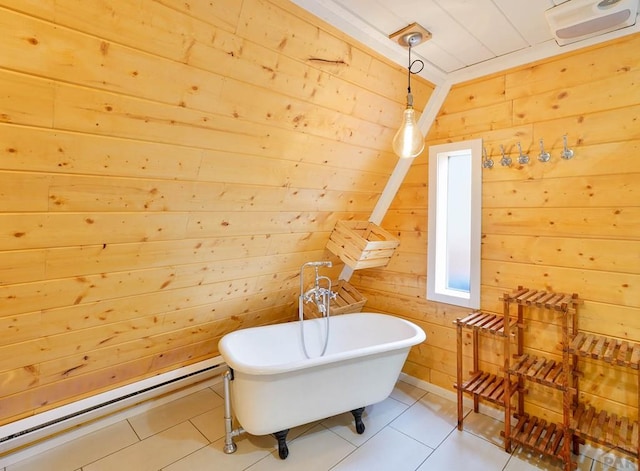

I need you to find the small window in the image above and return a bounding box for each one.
[426,139,482,309]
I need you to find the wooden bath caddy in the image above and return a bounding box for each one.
[326,220,399,270]
[302,280,367,318]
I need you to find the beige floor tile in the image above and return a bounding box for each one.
[83,421,208,471]
[7,421,138,471]
[210,380,225,398]
[505,446,595,470]
[245,424,356,471]
[462,410,507,449]
[390,392,464,448]
[190,405,226,443]
[590,454,637,471]
[390,380,428,406]
[128,388,222,439]
[581,442,638,471]
[321,396,409,446]
[163,435,274,471]
[591,458,638,471]
[417,429,511,470]
[331,426,432,471]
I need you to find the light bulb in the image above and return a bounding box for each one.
[392,106,425,159]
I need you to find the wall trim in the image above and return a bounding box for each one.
[0,357,225,467]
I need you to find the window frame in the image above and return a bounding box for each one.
[426,138,482,309]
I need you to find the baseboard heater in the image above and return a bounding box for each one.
[0,356,226,459]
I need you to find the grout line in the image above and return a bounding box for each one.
[126,418,142,442]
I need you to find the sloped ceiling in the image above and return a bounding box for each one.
[292,0,640,85]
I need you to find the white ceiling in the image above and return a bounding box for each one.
[291,0,640,85]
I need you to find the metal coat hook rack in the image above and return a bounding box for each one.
[482,135,575,169]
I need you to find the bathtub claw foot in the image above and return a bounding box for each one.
[273,429,289,459]
[351,407,366,434]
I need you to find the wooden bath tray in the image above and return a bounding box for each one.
[326,220,399,270]
[303,280,366,318]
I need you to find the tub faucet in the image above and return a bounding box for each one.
[303,276,337,315]
[299,261,336,317]
[298,261,335,358]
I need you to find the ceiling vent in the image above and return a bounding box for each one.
[545,0,639,45]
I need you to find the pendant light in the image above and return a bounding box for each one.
[391,27,426,159]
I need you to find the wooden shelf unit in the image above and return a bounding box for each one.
[454,310,522,431]
[456,287,640,468]
[503,287,580,471]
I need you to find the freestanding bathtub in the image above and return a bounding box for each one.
[218,312,426,458]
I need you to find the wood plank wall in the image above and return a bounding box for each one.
[352,33,640,424]
[0,0,434,426]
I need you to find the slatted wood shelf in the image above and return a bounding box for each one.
[569,333,640,370]
[454,310,517,337]
[508,354,566,390]
[510,415,569,465]
[502,287,579,313]
[572,403,639,456]
[454,371,516,406]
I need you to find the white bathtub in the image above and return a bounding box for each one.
[218,313,426,439]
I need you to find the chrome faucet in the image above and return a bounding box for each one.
[298,261,336,358]
[299,261,336,317]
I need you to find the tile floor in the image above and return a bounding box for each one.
[3,378,638,471]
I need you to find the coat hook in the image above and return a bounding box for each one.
[482,147,494,169]
[538,138,550,162]
[561,134,574,159]
[516,142,529,165]
[500,144,511,167]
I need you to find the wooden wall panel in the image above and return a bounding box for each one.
[0,0,433,425]
[354,33,640,423]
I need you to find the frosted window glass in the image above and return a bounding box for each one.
[445,154,471,292]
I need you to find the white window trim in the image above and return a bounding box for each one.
[426,138,482,309]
